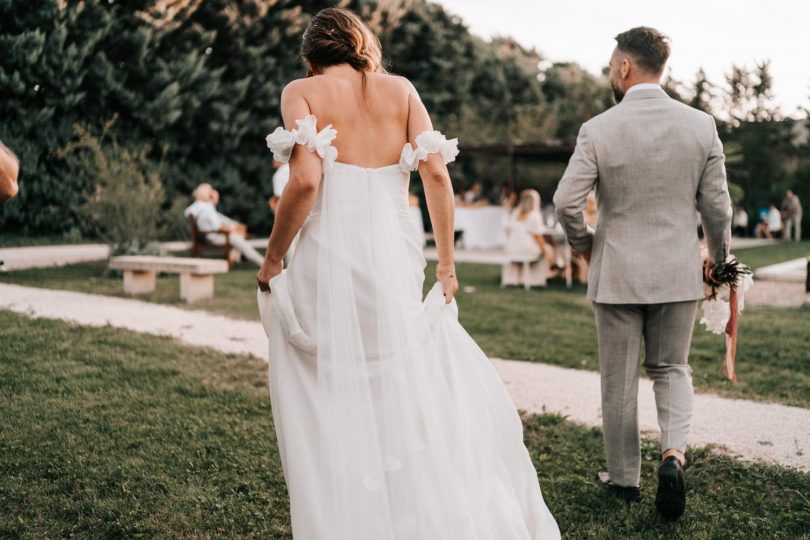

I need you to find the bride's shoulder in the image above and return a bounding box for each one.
[369,72,417,94]
[280,77,314,97]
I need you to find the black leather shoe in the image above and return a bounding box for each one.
[597,471,642,503]
[655,456,686,521]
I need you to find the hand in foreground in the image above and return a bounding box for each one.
[436,263,458,304]
[257,258,283,292]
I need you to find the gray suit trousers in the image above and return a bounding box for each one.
[593,300,698,487]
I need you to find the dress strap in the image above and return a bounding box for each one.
[265,115,338,173]
[399,130,459,172]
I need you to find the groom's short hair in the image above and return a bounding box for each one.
[614,27,671,75]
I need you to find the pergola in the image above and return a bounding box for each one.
[459,141,575,186]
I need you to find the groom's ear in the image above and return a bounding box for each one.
[620,57,631,80]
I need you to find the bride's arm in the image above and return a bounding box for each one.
[257,83,323,289]
[406,83,458,303]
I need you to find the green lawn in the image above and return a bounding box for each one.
[2,311,808,539]
[4,243,809,407]
[734,240,810,270]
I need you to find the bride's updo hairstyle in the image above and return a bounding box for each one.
[301,7,385,77]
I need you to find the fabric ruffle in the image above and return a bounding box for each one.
[266,114,338,173]
[399,130,459,172]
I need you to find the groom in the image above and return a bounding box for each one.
[553,27,731,520]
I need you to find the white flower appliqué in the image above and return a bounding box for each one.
[399,130,459,172]
[265,126,297,163]
[265,114,338,173]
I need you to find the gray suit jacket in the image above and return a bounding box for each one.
[553,87,732,304]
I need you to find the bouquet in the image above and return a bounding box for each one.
[699,255,753,383]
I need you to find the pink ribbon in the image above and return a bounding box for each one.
[724,287,739,383]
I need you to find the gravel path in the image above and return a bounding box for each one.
[1,283,807,472]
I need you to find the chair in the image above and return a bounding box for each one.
[189,215,232,267]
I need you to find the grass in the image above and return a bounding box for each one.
[452,263,810,409]
[2,241,809,407]
[734,240,810,270]
[1,311,808,539]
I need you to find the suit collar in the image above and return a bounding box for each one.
[622,86,669,102]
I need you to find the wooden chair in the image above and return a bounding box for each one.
[188,215,232,267]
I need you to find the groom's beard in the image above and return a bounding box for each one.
[611,81,624,104]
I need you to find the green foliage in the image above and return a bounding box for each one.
[58,121,165,254]
[0,0,610,237]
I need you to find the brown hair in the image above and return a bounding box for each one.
[301,8,385,77]
[614,26,671,74]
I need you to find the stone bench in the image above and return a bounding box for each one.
[108,256,229,303]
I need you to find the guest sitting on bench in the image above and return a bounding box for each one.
[184,183,264,267]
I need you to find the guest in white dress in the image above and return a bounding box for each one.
[255,7,559,539]
[502,189,554,288]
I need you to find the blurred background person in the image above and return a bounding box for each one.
[497,183,517,210]
[732,205,749,237]
[268,159,289,213]
[184,182,264,266]
[502,189,554,287]
[767,201,783,239]
[463,180,489,206]
[782,189,802,241]
[0,140,19,203]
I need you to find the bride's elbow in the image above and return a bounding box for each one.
[423,164,451,187]
[288,172,319,196]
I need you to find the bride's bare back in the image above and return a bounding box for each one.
[281,65,431,169]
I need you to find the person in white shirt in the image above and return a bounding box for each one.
[268,160,290,212]
[267,161,300,261]
[184,183,264,266]
[767,202,783,238]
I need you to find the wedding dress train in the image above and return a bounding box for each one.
[259,116,560,539]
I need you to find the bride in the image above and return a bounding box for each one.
[256,7,560,539]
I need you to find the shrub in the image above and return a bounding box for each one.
[58,120,165,255]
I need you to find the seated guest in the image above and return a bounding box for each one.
[502,189,554,288]
[733,206,749,237]
[768,202,783,238]
[0,140,20,203]
[464,180,483,204]
[184,183,264,266]
[497,183,517,210]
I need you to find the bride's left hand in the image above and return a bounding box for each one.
[257,258,283,292]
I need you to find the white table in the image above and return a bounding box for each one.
[455,206,509,249]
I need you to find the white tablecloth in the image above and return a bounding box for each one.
[455,207,509,249]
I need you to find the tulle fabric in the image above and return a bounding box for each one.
[258,161,559,539]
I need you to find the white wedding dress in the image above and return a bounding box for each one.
[259,115,560,539]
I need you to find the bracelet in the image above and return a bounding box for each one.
[435,264,456,279]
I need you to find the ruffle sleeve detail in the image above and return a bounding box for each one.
[399,130,459,172]
[265,114,338,173]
